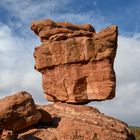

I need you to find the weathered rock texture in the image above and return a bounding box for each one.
[31,19,118,104]
[0,91,41,132]
[18,103,135,140]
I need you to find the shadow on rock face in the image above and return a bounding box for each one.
[33,116,61,129]
[18,135,42,140]
[127,134,136,140]
[37,109,52,125]
[47,117,61,128]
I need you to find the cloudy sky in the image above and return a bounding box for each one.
[0,0,140,126]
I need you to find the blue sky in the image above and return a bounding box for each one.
[0,0,140,35]
[0,0,140,126]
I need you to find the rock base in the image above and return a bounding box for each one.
[18,102,135,140]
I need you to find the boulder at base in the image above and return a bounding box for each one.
[0,91,41,132]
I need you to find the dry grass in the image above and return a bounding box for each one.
[129,126,140,140]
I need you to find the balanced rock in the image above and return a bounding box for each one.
[18,103,135,140]
[0,91,41,132]
[31,19,118,104]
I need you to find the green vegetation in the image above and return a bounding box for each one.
[129,126,140,140]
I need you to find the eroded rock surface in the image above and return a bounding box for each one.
[0,91,41,132]
[31,19,95,42]
[18,103,135,140]
[31,19,118,104]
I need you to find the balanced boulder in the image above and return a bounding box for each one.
[32,19,118,104]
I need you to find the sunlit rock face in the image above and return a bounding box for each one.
[31,19,118,104]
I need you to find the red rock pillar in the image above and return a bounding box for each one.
[31,19,118,104]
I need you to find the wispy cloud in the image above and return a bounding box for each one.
[0,22,45,103]
[0,0,107,34]
[0,0,69,19]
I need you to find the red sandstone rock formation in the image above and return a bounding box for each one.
[0,19,135,140]
[18,103,135,140]
[31,19,118,104]
[0,91,41,132]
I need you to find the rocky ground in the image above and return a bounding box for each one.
[0,91,135,140]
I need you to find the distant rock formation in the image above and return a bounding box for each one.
[0,19,135,140]
[31,19,118,104]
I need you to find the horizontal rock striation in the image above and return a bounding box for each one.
[32,19,118,104]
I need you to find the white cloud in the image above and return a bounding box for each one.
[0,0,107,34]
[0,0,70,21]
[0,23,46,104]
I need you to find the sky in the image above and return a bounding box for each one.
[0,0,140,126]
